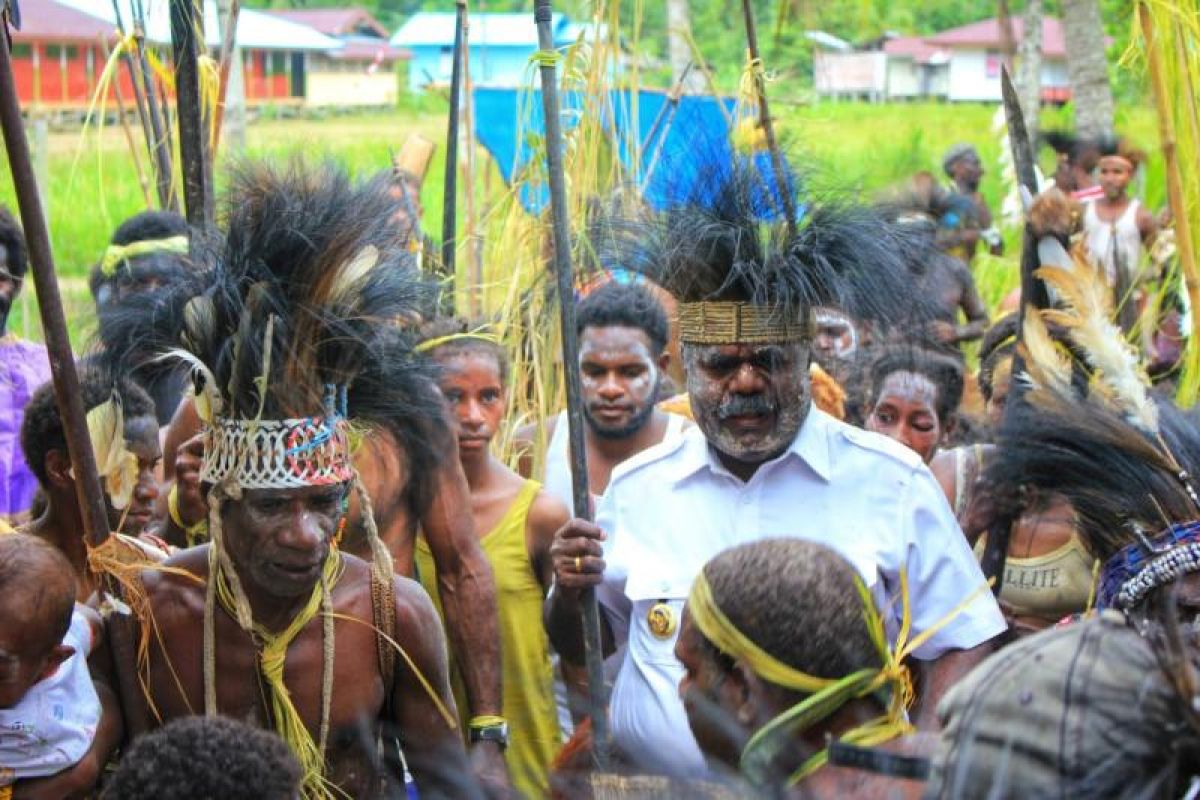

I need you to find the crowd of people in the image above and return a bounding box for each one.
[0,129,1196,800]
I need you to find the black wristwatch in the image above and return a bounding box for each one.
[468,721,509,749]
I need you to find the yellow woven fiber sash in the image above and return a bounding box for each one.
[676,301,808,345]
[215,550,344,800]
[100,235,189,277]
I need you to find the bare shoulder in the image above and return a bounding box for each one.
[141,546,209,616]
[391,572,445,641]
[527,488,570,542]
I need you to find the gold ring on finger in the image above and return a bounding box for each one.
[575,555,583,573]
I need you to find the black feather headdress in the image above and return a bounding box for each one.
[596,150,929,344]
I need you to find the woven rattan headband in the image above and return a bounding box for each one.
[677,301,808,345]
[200,415,354,490]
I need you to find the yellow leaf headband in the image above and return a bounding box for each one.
[99,235,190,278]
[414,329,502,354]
[688,565,989,785]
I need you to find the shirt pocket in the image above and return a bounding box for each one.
[626,571,691,666]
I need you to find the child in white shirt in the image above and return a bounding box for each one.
[0,534,102,790]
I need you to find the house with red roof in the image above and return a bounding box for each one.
[814,16,1071,104]
[926,17,1070,103]
[267,8,411,106]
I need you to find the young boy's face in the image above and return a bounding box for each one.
[1099,158,1133,201]
[0,611,73,709]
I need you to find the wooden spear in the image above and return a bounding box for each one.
[99,35,154,208]
[740,0,795,234]
[533,0,611,768]
[170,0,213,226]
[979,67,1049,592]
[441,0,466,311]
[130,0,176,212]
[108,0,159,204]
[0,24,147,736]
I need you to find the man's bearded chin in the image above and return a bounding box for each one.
[701,390,809,465]
[583,376,661,440]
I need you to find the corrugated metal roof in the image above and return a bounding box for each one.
[56,0,342,51]
[926,17,1066,58]
[327,36,409,62]
[391,11,570,48]
[804,30,851,52]
[268,8,388,39]
[883,35,949,65]
[11,0,114,43]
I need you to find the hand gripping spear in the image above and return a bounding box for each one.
[979,67,1050,591]
[532,0,611,769]
[0,9,148,736]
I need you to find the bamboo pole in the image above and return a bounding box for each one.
[533,0,611,769]
[1140,2,1200,403]
[0,32,147,738]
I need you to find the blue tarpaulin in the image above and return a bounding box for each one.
[473,86,745,214]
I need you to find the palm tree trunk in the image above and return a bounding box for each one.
[1062,0,1114,138]
[1017,0,1044,143]
[666,0,703,93]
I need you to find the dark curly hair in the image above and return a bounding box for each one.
[576,281,670,355]
[0,204,28,280]
[20,370,156,487]
[699,538,881,689]
[102,716,302,800]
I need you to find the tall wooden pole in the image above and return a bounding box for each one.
[981,68,1050,592]
[533,0,610,769]
[0,31,146,737]
[441,0,466,310]
[740,0,795,233]
[170,0,213,226]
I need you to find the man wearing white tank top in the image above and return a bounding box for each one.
[1083,151,1157,291]
[514,280,688,736]
[516,281,688,511]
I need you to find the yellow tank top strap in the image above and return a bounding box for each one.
[481,479,541,547]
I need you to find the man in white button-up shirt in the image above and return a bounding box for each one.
[545,181,1006,778]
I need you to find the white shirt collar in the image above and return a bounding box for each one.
[665,405,833,486]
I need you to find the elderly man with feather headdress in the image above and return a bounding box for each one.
[545,156,1006,778]
[102,162,493,799]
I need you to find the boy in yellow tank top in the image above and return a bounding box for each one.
[415,325,570,798]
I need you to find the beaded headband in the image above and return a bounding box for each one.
[677,301,808,345]
[1098,521,1200,609]
[200,415,354,490]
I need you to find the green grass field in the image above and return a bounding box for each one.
[0,99,1160,348]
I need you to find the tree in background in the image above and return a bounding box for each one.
[1062,0,1115,137]
[1017,0,1044,143]
[666,0,705,93]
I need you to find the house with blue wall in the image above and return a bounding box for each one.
[391,11,582,91]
